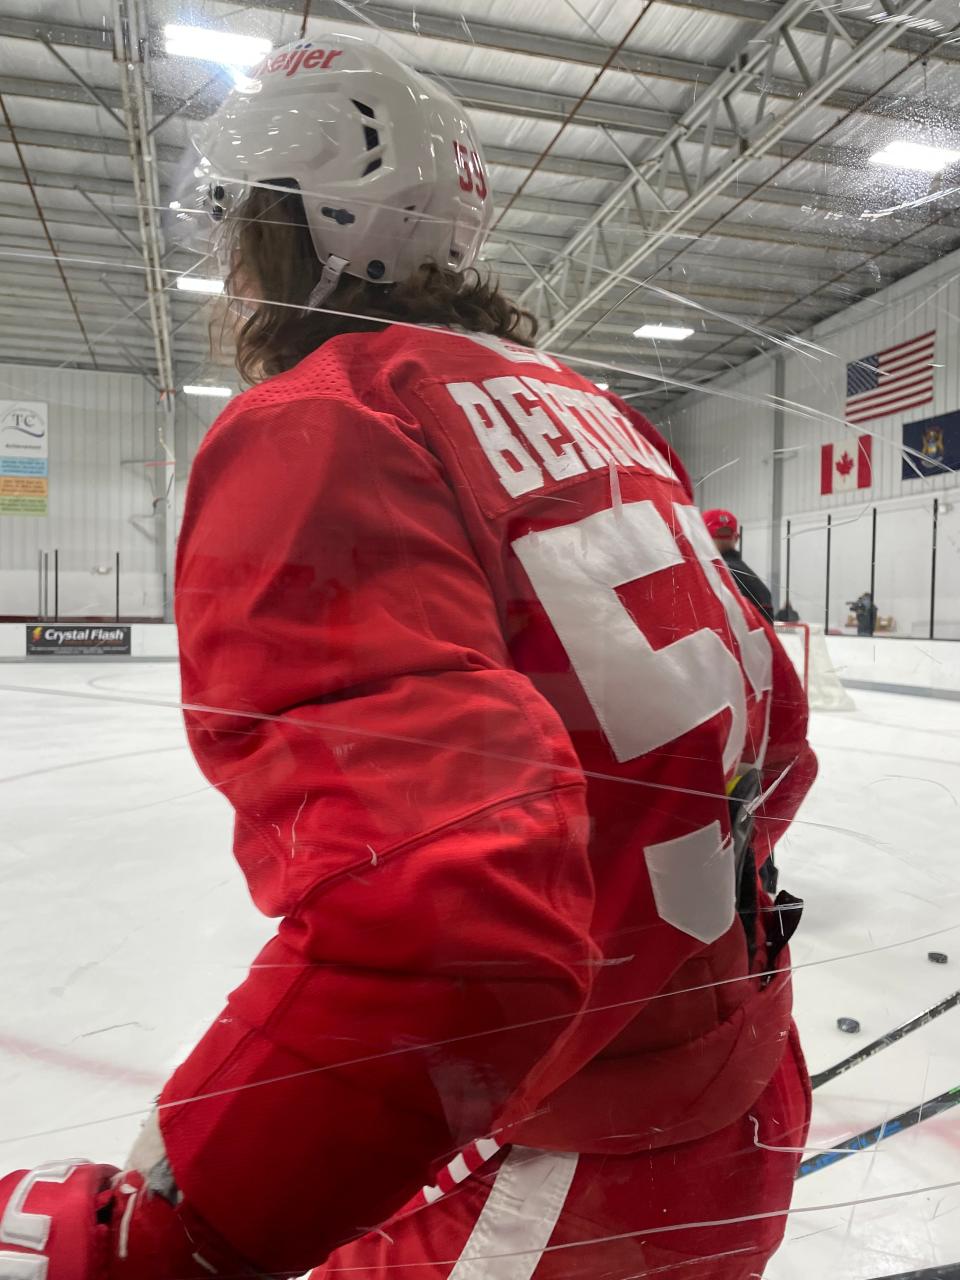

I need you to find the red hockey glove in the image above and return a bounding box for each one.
[0,1160,252,1279]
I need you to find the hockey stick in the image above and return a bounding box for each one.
[796,1084,960,1177]
[872,1264,960,1279]
[810,990,960,1090]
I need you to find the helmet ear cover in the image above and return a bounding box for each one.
[209,183,228,222]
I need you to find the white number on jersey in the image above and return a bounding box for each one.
[0,1161,90,1279]
[512,500,773,943]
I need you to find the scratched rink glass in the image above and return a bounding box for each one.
[2,2,960,1278]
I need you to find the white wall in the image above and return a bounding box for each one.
[661,247,960,639]
[660,358,778,586]
[0,363,170,619]
[174,394,221,534]
[0,361,228,622]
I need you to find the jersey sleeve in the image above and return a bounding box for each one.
[617,400,812,859]
[753,623,817,864]
[160,396,598,1273]
[735,563,775,622]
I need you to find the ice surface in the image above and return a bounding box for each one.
[1,661,958,1276]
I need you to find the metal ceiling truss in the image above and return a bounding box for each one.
[0,65,870,170]
[11,139,960,242]
[660,0,960,65]
[0,11,921,170]
[0,0,951,393]
[5,3,953,121]
[112,0,178,620]
[519,0,934,349]
[147,0,960,82]
[112,0,176,397]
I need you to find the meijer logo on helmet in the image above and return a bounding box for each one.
[253,44,343,79]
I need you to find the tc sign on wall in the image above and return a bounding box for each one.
[0,401,48,516]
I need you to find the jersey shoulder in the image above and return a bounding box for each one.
[190,336,395,465]
[195,325,490,444]
[192,326,692,504]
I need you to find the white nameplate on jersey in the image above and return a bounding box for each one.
[445,377,678,499]
[0,1160,90,1279]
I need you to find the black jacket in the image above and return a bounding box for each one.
[721,548,774,622]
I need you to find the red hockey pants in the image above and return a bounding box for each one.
[310,1026,811,1280]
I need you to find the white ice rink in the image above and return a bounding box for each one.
[1,661,958,1279]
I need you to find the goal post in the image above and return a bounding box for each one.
[773,621,856,712]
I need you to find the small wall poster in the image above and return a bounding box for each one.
[0,401,48,516]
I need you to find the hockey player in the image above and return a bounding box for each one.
[0,33,817,1279]
[703,508,775,623]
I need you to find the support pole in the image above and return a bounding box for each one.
[930,497,939,641]
[785,518,792,609]
[160,396,176,623]
[769,353,785,609]
[824,514,832,632]
[869,507,877,612]
[113,0,176,399]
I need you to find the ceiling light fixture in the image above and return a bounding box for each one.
[164,24,272,69]
[175,276,225,295]
[868,140,960,174]
[633,324,694,340]
[595,381,610,391]
[183,385,233,398]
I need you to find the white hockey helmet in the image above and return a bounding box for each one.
[169,31,494,298]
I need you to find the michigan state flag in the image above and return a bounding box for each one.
[902,409,960,480]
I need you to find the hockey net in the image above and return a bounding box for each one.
[774,621,856,712]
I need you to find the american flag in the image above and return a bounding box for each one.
[845,330,935,424]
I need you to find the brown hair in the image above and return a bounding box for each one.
[220,185,538,384]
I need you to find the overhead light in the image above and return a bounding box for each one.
[595,381,610,391]
[183,384,233,398]
[164,23,272,69]
[868,140,960,174]
[176,276,224,295]
[634,324,694,340]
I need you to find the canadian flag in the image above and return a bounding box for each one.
[820,435,873,495]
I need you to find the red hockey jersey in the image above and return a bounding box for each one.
[161,325,816,1274]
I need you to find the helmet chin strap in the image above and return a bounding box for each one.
[304,254,349,312]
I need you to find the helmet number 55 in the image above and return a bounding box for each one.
[453,141,487,200]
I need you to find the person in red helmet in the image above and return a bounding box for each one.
[0,32,816,1280]
[703,508,775,623]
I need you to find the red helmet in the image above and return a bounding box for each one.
[702,508,738,538]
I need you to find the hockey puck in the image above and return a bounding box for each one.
[837,1017,860,1034]
[928,951,949,964]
